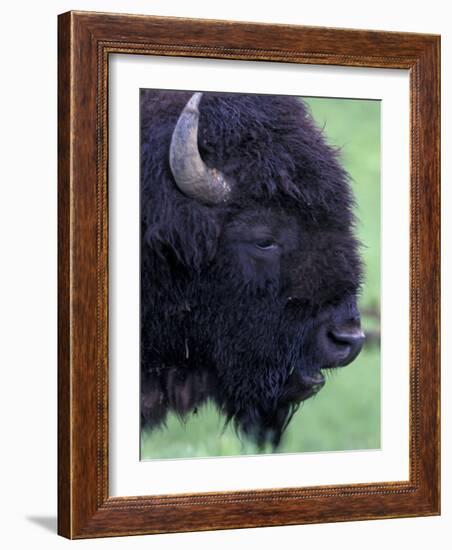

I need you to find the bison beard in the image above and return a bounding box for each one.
[140,90,364,448]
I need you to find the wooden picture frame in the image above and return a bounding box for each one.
[58,10,440,539]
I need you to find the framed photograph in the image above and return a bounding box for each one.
[58,11,440,538]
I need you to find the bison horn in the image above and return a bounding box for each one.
[169,92,231,204]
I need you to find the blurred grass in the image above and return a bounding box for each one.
[141,97,381,459]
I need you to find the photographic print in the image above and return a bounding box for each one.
[140,90,380,459]
[58,12,439,537]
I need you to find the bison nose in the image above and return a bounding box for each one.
[327,326,365,366]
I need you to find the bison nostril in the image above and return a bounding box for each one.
[327,326,365,366]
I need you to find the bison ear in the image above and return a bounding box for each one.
[143,202,220,269]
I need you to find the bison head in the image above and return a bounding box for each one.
[140,90,364,447]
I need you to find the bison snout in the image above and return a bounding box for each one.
[326,324,365,366]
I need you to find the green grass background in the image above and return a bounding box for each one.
[141,97,381,459]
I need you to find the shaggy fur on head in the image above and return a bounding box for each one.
[140,90,363,447]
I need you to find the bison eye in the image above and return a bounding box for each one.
[255,239,278,250]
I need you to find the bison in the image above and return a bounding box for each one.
[140,90,365,448]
